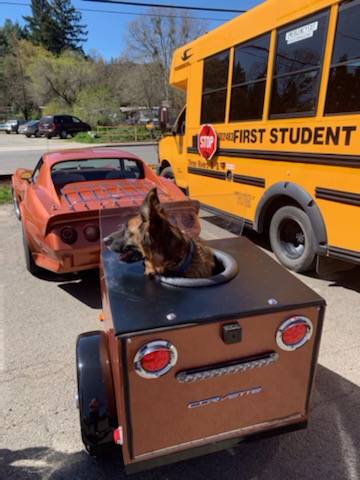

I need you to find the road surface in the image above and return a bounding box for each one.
[0,133,159,175]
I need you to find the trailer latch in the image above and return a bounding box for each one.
[222,322,242,344]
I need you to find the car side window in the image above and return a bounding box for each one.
[72,117,81,123]
[32,158,43,184]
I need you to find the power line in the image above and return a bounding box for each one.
[82,0,246,14]
[0,1,233,21]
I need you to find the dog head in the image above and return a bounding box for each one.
[104,188,187,273]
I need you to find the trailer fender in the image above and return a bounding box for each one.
[76,331,117,448]
[254,182,327,252]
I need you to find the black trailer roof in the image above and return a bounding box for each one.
[102,237,325,336]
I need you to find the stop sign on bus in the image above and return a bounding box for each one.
[198,124,218,160]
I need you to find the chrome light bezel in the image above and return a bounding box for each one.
[134,340,178,379]
[276,316,313,351]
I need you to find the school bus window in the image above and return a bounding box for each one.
[230,33,270,122]
[325,0,360,114]
[270,10,329,117]
[201,50,230,124]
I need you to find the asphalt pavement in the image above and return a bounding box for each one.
[0,133,159,175]
[0,203,359,480]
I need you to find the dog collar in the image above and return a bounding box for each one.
[172,240,195,276]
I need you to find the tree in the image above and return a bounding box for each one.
[24,0,87,54]
[23,0,57,51]
[51,0,88,54]
[28,49,96,107]
[3,39,39,119]
[127,8,207,106]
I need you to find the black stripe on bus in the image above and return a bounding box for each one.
[233,174,265,188]
[188,167,226,180]
[315,187,360,207]
[187,147,360,168]
[328,246,360,264]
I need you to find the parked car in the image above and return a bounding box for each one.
[38,115,91,139]
[19,120,40,138]
[11,147,200,275]
[4,119,26,134]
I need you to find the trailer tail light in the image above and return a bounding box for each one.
[113,426,123,446]
[84,224,100,242]
[60,226,78,245]
[276,316,313,351]
[134,340,178,379]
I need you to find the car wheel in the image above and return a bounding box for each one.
[60,130,68,139]
[160,166,175,180]
[5,130,10,134]
[269,206,316,273]
[22,226,40,276]
[47,134,52,139]
[12,189,21,220]
[26,134,31,138]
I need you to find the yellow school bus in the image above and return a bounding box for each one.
[158,0,360,272]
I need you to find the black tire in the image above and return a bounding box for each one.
[5,130,10,134]
[160,166,174,180]
[26,134,31,138]
[12,189,21,220]
[47,134,52,139]
[60,130,68,139]
[269,206,316,273]
[22,226,40,276]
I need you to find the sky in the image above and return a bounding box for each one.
[0,0,264,59]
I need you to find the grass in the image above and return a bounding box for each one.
[0,185,12,205]
[72,126,161,144]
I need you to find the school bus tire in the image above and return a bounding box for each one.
[269,206,316,273]
[160,166,175,180]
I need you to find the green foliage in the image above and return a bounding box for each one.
[23,0,87,54]
[73,85,119,126]
[72,126,160,144]
[0,186,12,205]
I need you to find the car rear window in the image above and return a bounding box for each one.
[51,158,145,187]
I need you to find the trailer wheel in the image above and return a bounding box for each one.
[160,166,174,180]
[269,206,316,273]
[22,226,40,276]
[76,332,117,457]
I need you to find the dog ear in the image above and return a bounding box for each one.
[140,188,160,221]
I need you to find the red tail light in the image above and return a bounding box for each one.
[84,225,100,242]
[276,316,313,351]
[134,340,178,379]
[60,226,78,245]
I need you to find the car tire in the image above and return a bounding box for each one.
[12,189,21,221]
[160,166,175,180]
[60,130,68,139]
[22,226,40,276]
[26,134,31,138]
[269,206,317,273]
[5,130,10,134]
[47,134,52,139]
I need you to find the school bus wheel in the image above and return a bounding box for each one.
[269,206,316,273]
[160,166,175,180]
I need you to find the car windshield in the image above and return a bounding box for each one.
[51,158,145,188]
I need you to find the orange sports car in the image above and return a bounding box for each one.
[12,147,200,275]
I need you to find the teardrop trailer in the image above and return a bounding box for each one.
[76,193,326,474]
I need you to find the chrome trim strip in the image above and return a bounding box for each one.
[176,352,279,384]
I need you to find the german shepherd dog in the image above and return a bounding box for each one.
[104,188,215,278]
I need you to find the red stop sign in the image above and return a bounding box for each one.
[198,124,218,160]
